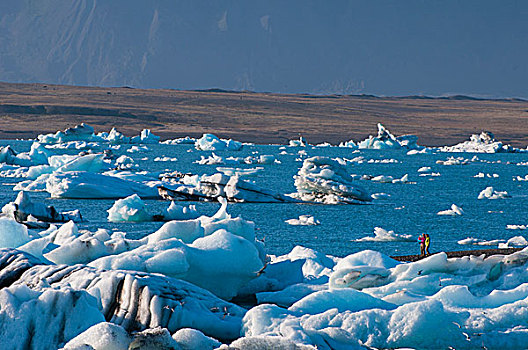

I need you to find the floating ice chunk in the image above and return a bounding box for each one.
[356,124,421,150]
[478,186,510,200]
[195,153,242,165]
[160,173,293,203]
[514,175,528,181]
[153,156,178,162]
[165,201,200,220]
[256,283,327,308]
[288,136,307,147]
[195,134,242,151]
[172,328,222,350]
[498,236,528,248]
[161,136,196,145]
[46,171,160,199]
[407,148,433,155]
[329,250,397,289]
[37,123,101,144]
[229,335,314,350]
[289,288,396,315]
[2,191,82,224]
[338,139,357,148]
[100,127,130,144]
[0,284,105,350]
[371,192,391,200]
[130,129,160,144]
[285,215,320,226]
[107,194,152,222]
[438,131,522,153]
[127,145,149,153]
[115,155,136,170]
[371,174,409,184]
[0,142,51,167]
[61,322,131,350]
[437,204,464,216]
[290,156,371,204]
[354,227,415,242]
[474,172,499,178]
[507,224,527,230]
[217,166,263,177]
[0,249,245,342]
[457,237,505,246]
[418,166,431,172]
[0,217,30,248]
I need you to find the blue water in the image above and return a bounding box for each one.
[1,140,527,258]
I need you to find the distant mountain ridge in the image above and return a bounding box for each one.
[0,0,527,98]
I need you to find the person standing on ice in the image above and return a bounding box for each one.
[418,234,425,256]
[425,233,431,255]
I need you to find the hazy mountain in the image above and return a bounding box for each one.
[0,0,526,97]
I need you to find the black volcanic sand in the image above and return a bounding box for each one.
[391,248,524,262]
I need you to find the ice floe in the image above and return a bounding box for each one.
[498,236,528,248]
[437,204,464,216]
[438,131,523,153]
[285,215,320,226]
[195,134,242,151]
[478,186,510,200]
[290,156,371,204]
[159,173,293,203]
[46,171,160,199]
[107,194,199,222]
[357,124,421,150]
[354,227,415,242]
[2,191,82,225]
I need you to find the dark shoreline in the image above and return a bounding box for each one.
[391,247,524,262]
[1,81,528,147]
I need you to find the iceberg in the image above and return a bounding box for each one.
[37,123,101,144]
[159,173,294,203]
[498,236,528,248]
[107,194,152,222]
[2,191,82,224]
[478,186,510,200]
[288,136,307,147]
[130,129,160,144]
[437,204,464,216]
[352,123,421,150]
[0,248,245,346]
[107,194,199,222]
[354,227,415,242]
[0,142,51,167]
[195,134,243,151]
[161,136,197,145]
[46,171,160,199]
[290,156,371,204]
[438,131,523,153]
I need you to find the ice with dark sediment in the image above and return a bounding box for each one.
[1,122,528,348]
[2,191,82,225]
[159,172,295,203]
[0,248,245,349]
[289,156,371,204]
